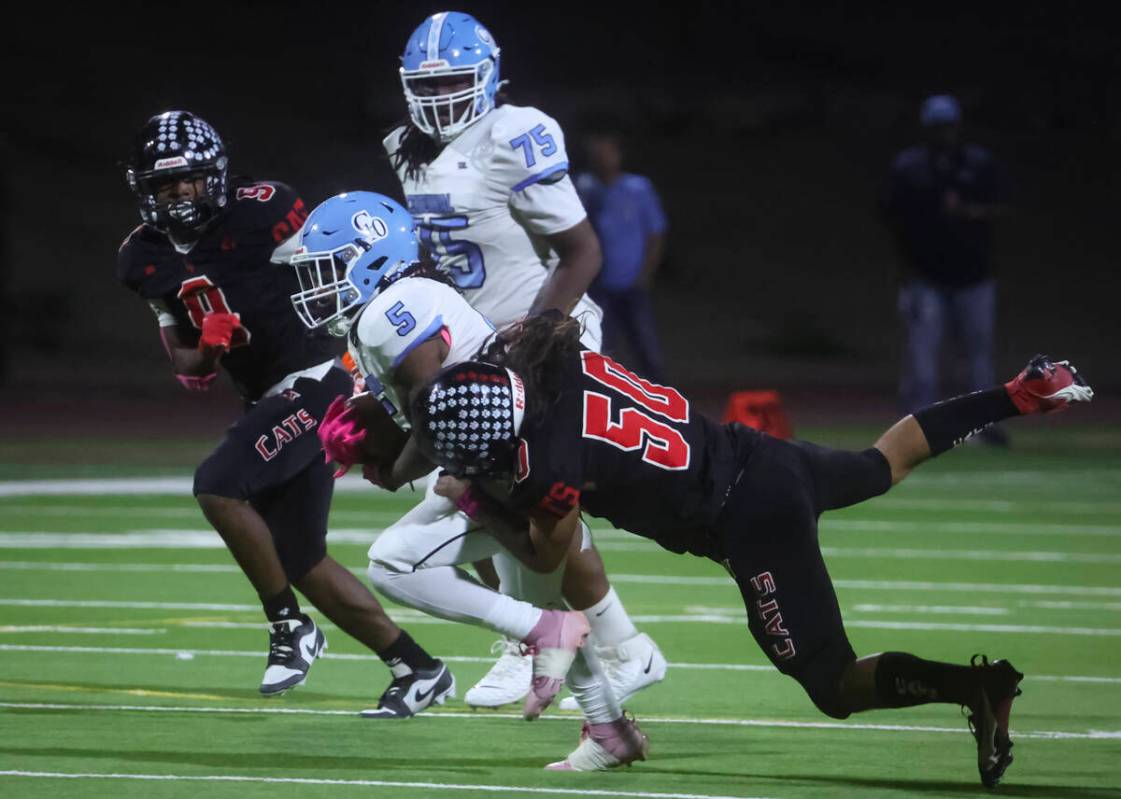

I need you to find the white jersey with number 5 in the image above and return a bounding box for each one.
[384,105,602,339]
[347,276,495,430]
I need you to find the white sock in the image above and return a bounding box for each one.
[368,562,542,640]
[584,587,638,647]
[565,647,620,724]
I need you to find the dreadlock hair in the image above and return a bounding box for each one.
[481,311,584,422]
[388,120,442,182]
[381,248,460,293]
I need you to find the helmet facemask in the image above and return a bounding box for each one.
[127,159,229,237]
[401,58,499,143]
[291,242,383,336]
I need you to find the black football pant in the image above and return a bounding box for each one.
[193,367,353,581]
[713,431,892,718]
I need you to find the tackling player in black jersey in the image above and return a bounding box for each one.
[117,111,453,716]
[409,313,1093,787]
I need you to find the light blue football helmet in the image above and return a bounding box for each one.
[290,192,418,336]
[400,11,501,142]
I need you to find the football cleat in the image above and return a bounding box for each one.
[545,715,649,771]
[522,609,591,720]
[359,661,456,719]
[259,615,326,696]
[465,638,532,709]
[559,632,667,712]
[965,655,1024,788]
[1005,355,1093,415]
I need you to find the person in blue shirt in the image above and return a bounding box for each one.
[576,131,669,382]
[884,95,1012,441]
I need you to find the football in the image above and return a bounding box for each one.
[347,392,410,467]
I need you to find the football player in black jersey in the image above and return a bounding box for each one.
[117,111,453,716]
[409,314,1093,786]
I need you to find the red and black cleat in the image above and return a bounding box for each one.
[967,655,1024,789]
[1005,355,1093,415]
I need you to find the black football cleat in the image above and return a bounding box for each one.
[259,615,327,696]
[1005,355,1093,415]
[360,661,456,719]
[966,655,1024,788]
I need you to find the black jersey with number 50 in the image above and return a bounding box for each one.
[507,349,761,558]
[118,180,342,402]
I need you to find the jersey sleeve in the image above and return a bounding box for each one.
[508,400,584,519]
[352,279,449,382]
[491,107,587,235]
[230,180,309,245]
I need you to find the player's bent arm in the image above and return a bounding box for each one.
[380,435,435,492]
[367,335,450,490]
[528,219,602,317]
[159,324,222,381]
[522,506,580,573]
[434,475,577,573]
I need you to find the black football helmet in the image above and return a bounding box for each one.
[411,361,526,477]
[125,111,229,236]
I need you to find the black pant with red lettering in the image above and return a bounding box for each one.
[193,366,353,581]
[713,430,892,719]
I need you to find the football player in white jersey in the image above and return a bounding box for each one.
[291,192,648,769]
[384,10,664,710]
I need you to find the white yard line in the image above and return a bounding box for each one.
[7,562,1121,601]
[873,497,1121,514]
[0,475,394,497]
[0,703,1118,741]
[820,519,1121,537]
[1,643,1118,684]
[818,546,1121,564]
[0,769,764,799]
[0,626,161,635]
[4,598,1120,636]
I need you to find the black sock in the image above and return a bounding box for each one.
[874,652,978,708]
[377,630,439,674]
[913,388,1019,456]
[262,585,301,622]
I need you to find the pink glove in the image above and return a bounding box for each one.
[318,395,366,478]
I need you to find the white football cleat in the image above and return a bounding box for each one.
[259,615,326,696]
[545,716,649,771]
[559,632,666,711]
[465,638,532,708]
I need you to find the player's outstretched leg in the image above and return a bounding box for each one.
[875,354,1092,484]
[294,556,454,719]
[837,652,1024,787]
[367,557,590,719]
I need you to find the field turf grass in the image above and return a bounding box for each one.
[1,426,1119,798]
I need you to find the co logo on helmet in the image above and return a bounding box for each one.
[352,211,389,241]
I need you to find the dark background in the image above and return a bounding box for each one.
[3,1,1118,422]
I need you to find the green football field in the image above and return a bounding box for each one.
[1,427,1120,799]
